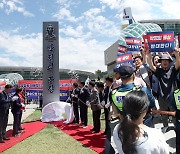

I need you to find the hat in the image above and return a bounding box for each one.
[158,54,173,62]
[114,64,135,79]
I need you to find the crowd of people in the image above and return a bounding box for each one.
[67,47,180,153]
[0,47,179,153]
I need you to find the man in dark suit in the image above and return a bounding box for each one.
[0,84,13,143]
[103,77,113,137]
[71,83,80,124]
[78,81,90,128]
[88,81,101,133]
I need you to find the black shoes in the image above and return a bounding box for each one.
[19,128,25,130]
[101,131,107,135]
[3,137,10,140]
[12,133,20,137]
[0,139,5,143]
[90,128,95,131]
[93,130,100,134]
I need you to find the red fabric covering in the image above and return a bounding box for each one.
[0,121,48,152]
[52,121,106,154]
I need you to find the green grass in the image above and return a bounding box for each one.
[23,109,42,123]
[3,107,106,154]
[3,124,97,154]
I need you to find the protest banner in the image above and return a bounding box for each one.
[125,37,142,52]
[0,81,6,92]
[18,79,78,101]
[178,34,180,48]
[147,31,174,52]
[115,53,133,68]
[142,35,149,51]
[117,45,128,54]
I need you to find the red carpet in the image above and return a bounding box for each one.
[52,121,106,154]
[0,121,48,153]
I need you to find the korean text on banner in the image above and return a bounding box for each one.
[115,53,133,68]
[147,31,174,52]
[117,45,127,54]
[125,37,142,52]
[143,35,149,51]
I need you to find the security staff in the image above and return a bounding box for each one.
[111,64,155,127]
[0,84,12,143]
[170,84,180,153]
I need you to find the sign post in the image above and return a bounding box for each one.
[43,22,59,107]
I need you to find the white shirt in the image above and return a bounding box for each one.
[113,124,169,154]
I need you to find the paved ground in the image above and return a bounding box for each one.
[6,104,39,131]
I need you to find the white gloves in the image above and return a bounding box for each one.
[105,103,110,108]
[101,101,105,106]
[86,101,91,107]
[12,96,19,101]
[21,104,25,107]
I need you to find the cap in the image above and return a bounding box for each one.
[115,64,135,79]
[158,54,173,62]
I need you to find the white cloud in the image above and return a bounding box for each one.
[53,8,79,22]
[0,29,109,72]
[1,0,34,17]
[100,0,180,21]
[160,0,180,19]
[100,0,124,10]
[60,37,108,72]
[83,8,120,37]
[40,7,45,14]
[0,2,3,8]
[60,25,92,38]
[0,30,42,67]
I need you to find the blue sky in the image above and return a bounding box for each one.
[0,0,179,73]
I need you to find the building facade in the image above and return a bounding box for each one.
[139,19,180,35]
[0,66,95,82]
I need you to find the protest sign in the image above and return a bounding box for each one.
[178,34,180,48]
[147,31,174,52]
[125,37,142,52]
[142,35,149,51]
[115,53,133,68]
[117,45,127,54]
[0,81,6,92]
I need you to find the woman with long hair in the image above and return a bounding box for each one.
[113,90,169,154]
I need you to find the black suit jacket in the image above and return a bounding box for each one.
[0,91,11,111]
[11,94,22,114]
[78,86,90,105]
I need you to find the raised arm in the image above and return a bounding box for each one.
[145,49,156,72]
[174,47,180,70]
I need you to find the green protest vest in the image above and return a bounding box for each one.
[112,86,140,112]
[174,89,180,110]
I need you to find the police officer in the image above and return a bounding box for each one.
[0,84,12,143]
[111,64,155,127]
[170,81,180,153]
